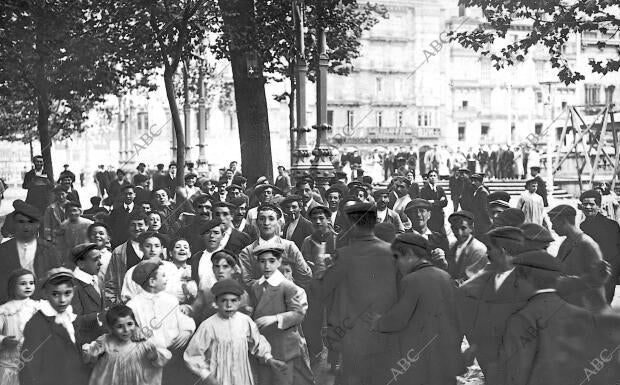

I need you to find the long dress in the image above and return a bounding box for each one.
[83,334,171,385]
[0,299,40,385]
[184,312,273,385]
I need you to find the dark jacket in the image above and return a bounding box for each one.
[105,203,137,248]
[419,183,448,233]
[223,228,252,255]
[283,215,314,250]
[534,175,548,207]
[20,312,90,385]
[472,185,492,235]
[72,278,106,345]
[0,238,62,304]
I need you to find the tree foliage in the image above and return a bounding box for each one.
[451,0,620,85]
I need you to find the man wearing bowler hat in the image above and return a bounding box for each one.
[0,200,63,304]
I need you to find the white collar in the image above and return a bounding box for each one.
[16,239,36,247]
[534,289,556,294]
[39,300,76,320]
[73,267,96,285]
[305,199,315,210]
[258,269,286,286]
[412,227,433,236]
[258,236,280,245]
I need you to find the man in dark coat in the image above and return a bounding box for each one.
[281,195,314,250]
[470,173,492,235]
[105,184,137,248]
[419,169,448,234]
[0,200,63,304]
[403,199,449,270]
[457,226,530,380]
[579,190,620,303]
[315,202,399,385]
[22,155,52,214]
[373,233,462,385]
[530,166,548,207]
[178,195,213,253]
[104,169,125,207]
[458,169,474,212]
[212,201,251,255]
[133,173,151,205]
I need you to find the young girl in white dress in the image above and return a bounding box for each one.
[184,278,286,385]
[0,269,39,385]
[82,305,171,385]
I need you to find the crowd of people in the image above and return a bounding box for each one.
[1,153,620,385]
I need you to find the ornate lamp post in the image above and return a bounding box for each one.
[310,28,334,188]
[289,0,312,181]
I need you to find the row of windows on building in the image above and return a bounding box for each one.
[329,110,434,129]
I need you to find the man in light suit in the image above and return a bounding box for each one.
[315,202,399,385]
[239,204,313,290]
[281,195,314,250]
[0,200,63,304]
[446,211,488,282]
[71,243,106,345]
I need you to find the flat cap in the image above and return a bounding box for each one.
[334,171,348,179]
[184,172,198,180]
[394,233,429,251]
[488,191,511,204]
[199,218,223,234]
[41,267,74,288]
[470,173,485,181]
[212,201,236,210]
[71,243,99,263]
[12,200,42,221]
[513,250,562,272]
[579,190,601,203]
[347,181,363,190]
[486,226,524,243]
[489,200,511,209]
[226,184,243,192]
[374,222,396,243]
[343,201,376,215]
[404,199,432,213]
[372,188,390,200]
[530,166,541,171]
[64,201,81,210]
[458,168,471,174]
[308,205,331,218]
[448,210,474,223]
[232,175,247,185]
[520,223,554,243]
[211,249,240,266]
[494,208,525,227]
[211,278,244,297]
[254,244,285,257]
[548,205,576,220]
[132,258,163,286]
[257,203,283,219]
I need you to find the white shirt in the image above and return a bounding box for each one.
[197,249,219,291]
[73,266,100,295]
[330,210,338,225]
[16,239,37,275]
[127,291,196,348]
[304,199,315,212]
[412,227,433,240]
[455,235,472,264]
[392,195,411,215]
[247,207,258,227]
[97,248,112,286]
[376,208,388,224]
[130,240,144,260]
[121,260,180,302]
[494,268,515,291]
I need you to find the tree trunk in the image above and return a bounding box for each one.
[34,18,54,183]
[219,0,273,184]
[163,69,185,188]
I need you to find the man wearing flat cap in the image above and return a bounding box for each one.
[488,190,511,222]
[457,226,530,380]
[548,204,608,311]
[246,183,281,228]
[239,204,312,289]
[71,243,106,344]
[404,198,449,270]
[446,210,488,282]
[493,208,526,228]
[42,184,70,245]
[373,189,405,233]
[0,200,62,304]
[315,201,399,385]
[470,173,492,235]
[579,189,620,303]
[494,250,618,385]
[519,223,554,252]
[372,233,462,385]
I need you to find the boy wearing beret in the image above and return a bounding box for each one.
[372,233,462,385]
[71,243,106,345]
[250,245,314,385]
